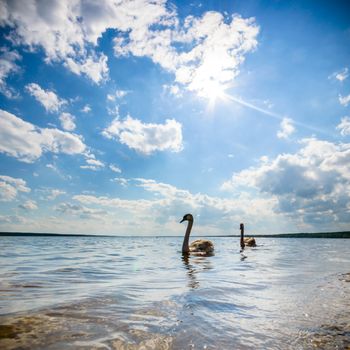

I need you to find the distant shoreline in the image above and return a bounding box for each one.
[218,231,350,238]
[0,232,102,237]
[0,231,350,238]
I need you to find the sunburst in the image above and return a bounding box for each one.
[200,78,229,110]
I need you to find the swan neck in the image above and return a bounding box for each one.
[240,226,245,248]
[182,219,193,254]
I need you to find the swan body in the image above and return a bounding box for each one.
[189,239,214,254]
[243,237,256,247]
[180,214,214,255]
[240,223,256,248]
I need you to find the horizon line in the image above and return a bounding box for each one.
[1,231,349,238]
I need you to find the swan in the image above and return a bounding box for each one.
[240,223,256,248]
[180,214,214,255]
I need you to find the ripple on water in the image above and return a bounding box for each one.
[0,237,350,349]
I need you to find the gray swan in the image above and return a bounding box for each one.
[240,223,256,248]
[180,214,214,255]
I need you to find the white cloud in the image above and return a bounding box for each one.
[56,202,107,219]
[163,84,182,97]
[71,177,279,235]
[111,177,129,187]
[0,175,30,202]
[107,89,129,101]
[72,194,148,210]
[26,83,66,112]
[0,214,27,225]
[19,200,38,210]
[277,117,295,139]
[102,115,183,155]
[49,189,65,200]
[1,1,258,91]
[114,12,259,97]
[0,109,86,163]
[2,164,348,233]
[44,189,66,200]
[37,188,66,201]
[0,0,109,84]
[135,178,193,200]
[337,116,350,136]
[81,104,91,113]
[64,54,108,84]
[46,164,57,171]
[59,112,76,131]
[44,163,73,179]
[80,158,105,171]
[339,94,350,107]
[222,138,350,229]
[107,105,120,117]
[0,47,21,98]
[0,0,177,85]
[109,164,122,173]
[329,68,349,82]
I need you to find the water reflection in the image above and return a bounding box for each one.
[182,255,199,289]
[181,254,213,289]
[240,252,247,261]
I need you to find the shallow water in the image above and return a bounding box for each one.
[0,236,349,349]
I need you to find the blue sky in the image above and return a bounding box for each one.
[0,0,349,235]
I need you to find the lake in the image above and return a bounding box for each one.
[0,236,349,349]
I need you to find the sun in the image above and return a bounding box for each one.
[190,52,231,108]
[200,78,229,109]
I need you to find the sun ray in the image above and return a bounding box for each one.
[225,94,332,136]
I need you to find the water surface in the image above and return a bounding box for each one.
[0,236,349,349]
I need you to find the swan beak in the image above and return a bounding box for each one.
[180,218,185,223]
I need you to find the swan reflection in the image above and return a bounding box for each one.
[182,254,213,289]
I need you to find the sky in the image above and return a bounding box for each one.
[0,0,350,236]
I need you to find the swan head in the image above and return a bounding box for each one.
[180,213,193,223]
